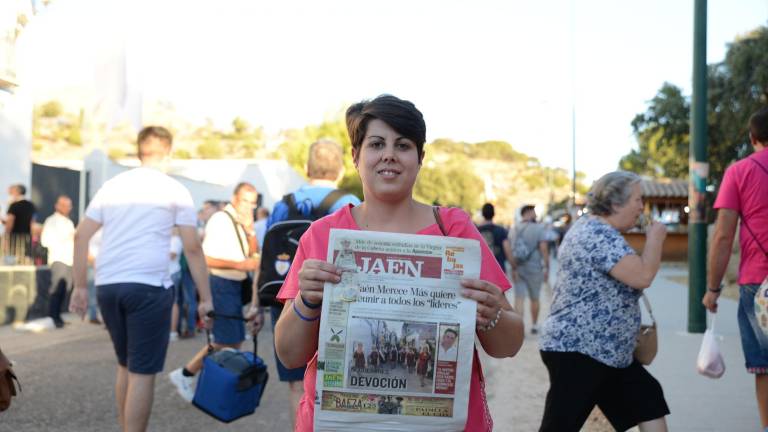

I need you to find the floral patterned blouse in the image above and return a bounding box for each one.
[539,216,641,368]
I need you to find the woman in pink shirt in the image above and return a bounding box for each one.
[274,95,525,431]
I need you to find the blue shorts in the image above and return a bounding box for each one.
[211,275,245,345]
[738,284,768,374]
[271,304,306,382]
[97,283,174,374]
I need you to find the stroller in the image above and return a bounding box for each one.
[192,311,269,423]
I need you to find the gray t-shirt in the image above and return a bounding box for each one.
[510,221,547,270]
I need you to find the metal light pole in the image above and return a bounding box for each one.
[572,107,576,206]
[688,0,708,333]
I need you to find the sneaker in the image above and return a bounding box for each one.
[169,332,179,342]
[169,368,195,402]
[530,324,539,335]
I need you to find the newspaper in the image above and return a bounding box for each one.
[314,229,482,432]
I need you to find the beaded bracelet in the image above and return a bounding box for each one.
[479,308,503,332]
[300,294,322,309]
[293,300,320,322]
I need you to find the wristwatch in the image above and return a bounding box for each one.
[708,283,724,293]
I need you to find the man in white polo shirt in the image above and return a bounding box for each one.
[70,126,213,432]
[40,195,75,328]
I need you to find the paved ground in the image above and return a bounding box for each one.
[485,262,761,432]
[0,318,293,432]
[0,262,761,431]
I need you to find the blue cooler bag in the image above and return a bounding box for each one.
[193,331,268,422]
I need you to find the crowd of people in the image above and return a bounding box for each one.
[1,98,766,432]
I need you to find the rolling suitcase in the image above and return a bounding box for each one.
[192,312,269,422]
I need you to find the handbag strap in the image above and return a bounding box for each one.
[740,158,768,258]
[222,208,249,259]
[640,293,656,326]
[432,206,447,236]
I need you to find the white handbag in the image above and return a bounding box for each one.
[753,277,768,336]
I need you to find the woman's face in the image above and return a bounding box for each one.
[353,119,422,203]
[611,183,644,231]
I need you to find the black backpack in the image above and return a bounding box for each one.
[256,190,346,306]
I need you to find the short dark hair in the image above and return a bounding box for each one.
[137,126,173,160]
[750,106,768,143]
[520,205,535,216]
[14,184,26,196]
[443,328,458,338]
[481,203,495,220]
[137,126,173,146]
[233,182,256,195]
[346,95,426,158]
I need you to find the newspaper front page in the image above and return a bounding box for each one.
[314,229,481,432]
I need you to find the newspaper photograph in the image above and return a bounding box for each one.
[314,229,482,432]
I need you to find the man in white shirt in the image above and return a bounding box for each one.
[40,195,75,328]
[169,182,263,402]
[69,126,214,432]
[437,328,459,362]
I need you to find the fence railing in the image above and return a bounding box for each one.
[1,234,47,266]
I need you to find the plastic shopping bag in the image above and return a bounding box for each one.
[697,314,725,379]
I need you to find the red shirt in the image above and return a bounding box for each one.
[714,149,768,284]
[277,205,511,431]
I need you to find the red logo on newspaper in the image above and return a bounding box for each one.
[443,247,465,276]
[349,252,442,279]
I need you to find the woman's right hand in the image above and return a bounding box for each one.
[646,221,668,242]
[297,259,341,305]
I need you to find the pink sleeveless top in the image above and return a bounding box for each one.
[276,205,511,432]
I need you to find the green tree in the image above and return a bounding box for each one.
[707,26,768,184]
[232,117,249,136]
[173,148,192,159]
[39,100,63,118]
[197,138,224,159]
[620,26,768,183]
[66,125,83,146]
[414,163,484,211]
[619,83,690,178]
[470,140,526,162]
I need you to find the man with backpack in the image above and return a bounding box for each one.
[703,106,768,429]
[505,204,549,335]
[259,139,360,427]
[477,203,509,271]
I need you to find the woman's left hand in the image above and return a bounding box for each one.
[460,279,505,329]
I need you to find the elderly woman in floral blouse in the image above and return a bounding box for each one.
[538,171,670,432]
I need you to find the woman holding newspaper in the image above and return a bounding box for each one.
[274,94,524,432]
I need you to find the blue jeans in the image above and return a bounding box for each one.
[87,269,99,321]
[738,284,768,373]
[180,266,197,332]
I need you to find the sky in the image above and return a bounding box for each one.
[16,0,768,181]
